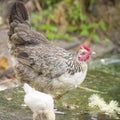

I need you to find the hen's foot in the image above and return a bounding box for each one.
[54,109,65,115]
[39,114,43,120]
[55,111,65,115]
[54,90,69,100]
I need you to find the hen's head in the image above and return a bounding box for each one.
[78,45,92,62]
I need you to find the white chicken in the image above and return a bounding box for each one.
[23,83,55,120]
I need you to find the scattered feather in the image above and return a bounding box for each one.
[0,86,7,91]
[6,97,12,101]
[21,104,27,107]
[88,94,120,119]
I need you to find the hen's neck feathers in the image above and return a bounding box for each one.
[67,55,87,75]
[23,83,34,94]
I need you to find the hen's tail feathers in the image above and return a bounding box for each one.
[9,1,29,24]
[23,83,34,94]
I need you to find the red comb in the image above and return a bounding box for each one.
[80,45,90,52]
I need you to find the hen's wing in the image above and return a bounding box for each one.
[8,1,75,79]
[17,43,73,78]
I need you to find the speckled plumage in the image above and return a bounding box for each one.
[8,1,90,92]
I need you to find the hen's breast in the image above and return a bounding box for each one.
[52,62,87,90]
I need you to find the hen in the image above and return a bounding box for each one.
[23,83,55,120]
[8,1,93,95]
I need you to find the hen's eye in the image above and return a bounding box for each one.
[81,52,86,55]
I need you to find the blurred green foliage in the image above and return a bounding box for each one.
[31,0,107,42]
[80,21,107,42]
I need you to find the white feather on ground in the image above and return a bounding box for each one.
[23,83,55,120]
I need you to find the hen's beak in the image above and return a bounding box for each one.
[91,51,96,55]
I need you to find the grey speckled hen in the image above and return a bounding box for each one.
[8,1,92,94]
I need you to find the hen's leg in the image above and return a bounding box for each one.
[39,114,43,120]
[33,113,37,120]
[54,90,69,100]
[32,117,35,120]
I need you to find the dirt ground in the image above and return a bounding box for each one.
[0,1,120,119]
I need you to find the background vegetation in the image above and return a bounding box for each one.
[30,0,109,42]
[0,0,120,48]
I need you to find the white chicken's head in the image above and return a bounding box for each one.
[77,45,94,62]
